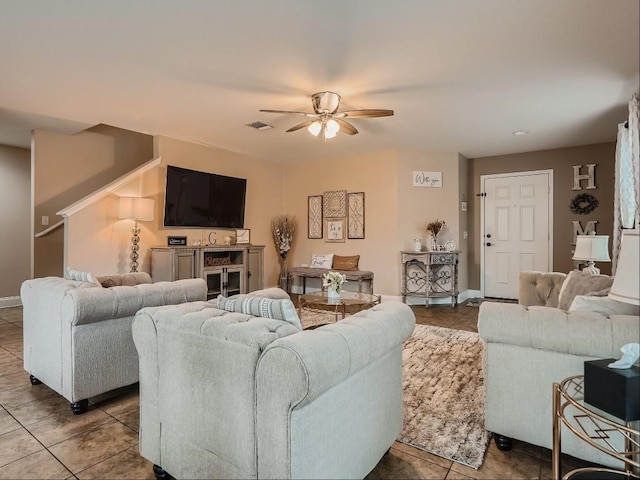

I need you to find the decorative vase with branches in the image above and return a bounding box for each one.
[427,219,446,250]
[271,215,296,290]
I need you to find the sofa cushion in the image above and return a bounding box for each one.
[557,270,613,311]
[66,267,102,288]
[217,294,302,330]
[569,295,640,316]
[332,254,360,271]
[310,253,333,269]
[248,287,291,300]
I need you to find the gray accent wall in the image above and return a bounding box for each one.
[468,142,616,290]
[0,144,30,298]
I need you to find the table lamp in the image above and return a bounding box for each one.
[118,197,155,272]
[609,230,640,306]
[572,233,610,275]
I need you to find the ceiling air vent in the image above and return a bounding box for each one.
[246,121,273,131]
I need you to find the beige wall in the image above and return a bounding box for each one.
[468,142,615,289]
[0,145,30,298]
[150,136,285,286]
[283,150,400,295]
[283,149,465,297]
[32,126,153,277]
[63,136,286,285]
[396,150,467,294]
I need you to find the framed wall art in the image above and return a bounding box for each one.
[325,218,346,243]
[347,192,365,239]
[307,195,323,239]
[323,190,347,218]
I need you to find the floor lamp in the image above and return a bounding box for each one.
[118,197,155,273]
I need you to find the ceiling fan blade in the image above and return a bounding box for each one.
[259,109,316,117]
[335,119,358,135]
[337,109,394,118]
[286,119,317,133]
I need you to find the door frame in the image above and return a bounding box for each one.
[480,169,554,298]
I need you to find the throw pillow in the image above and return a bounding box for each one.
[557,270,614,311]
[569,295,640,316]
[310,253,334,269]
[217,294,302,330]
[332,254,360,271]
[66,267,102,288]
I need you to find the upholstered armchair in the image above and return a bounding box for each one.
[478,271,640,468]
[21,273,206,414]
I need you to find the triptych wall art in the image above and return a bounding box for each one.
[307,190,365,241]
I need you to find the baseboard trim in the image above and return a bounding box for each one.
[0,296,22,309]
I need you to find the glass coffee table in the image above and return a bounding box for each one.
[298,290,381,320]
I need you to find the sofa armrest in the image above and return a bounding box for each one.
[255,302,414,478]
[257,302,414,407]
[62,278,207,325]
[519,271,567,307]
[478,302,639,358]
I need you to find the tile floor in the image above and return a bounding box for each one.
[0,302,594,479]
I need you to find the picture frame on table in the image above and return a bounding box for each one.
[325,218,346,243]
[235,228,251,244]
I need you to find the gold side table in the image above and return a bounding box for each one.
[553,375,640,479]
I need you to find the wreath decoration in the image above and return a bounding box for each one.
[569,193,599,215]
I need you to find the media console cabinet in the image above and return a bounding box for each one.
[151,245,264,299]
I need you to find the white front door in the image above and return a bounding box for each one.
[481,170,552,299]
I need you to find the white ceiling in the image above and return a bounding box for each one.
[0,0,638,164]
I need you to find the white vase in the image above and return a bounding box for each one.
[327,287,341,303]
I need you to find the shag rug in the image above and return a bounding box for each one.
[398,324,489,469]
[299,310,490,469]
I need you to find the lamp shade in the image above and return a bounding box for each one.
[572,235,611,262]
[118,197,155,221]
[609,230,640,306]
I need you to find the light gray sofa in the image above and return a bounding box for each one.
[132,296,416,480]
[21,273,206,414]
[478,271,640,468]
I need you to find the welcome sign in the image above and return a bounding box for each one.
[413,171,442,188]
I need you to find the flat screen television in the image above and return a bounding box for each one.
[163,165,246,228]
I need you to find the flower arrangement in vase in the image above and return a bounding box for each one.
[271,215,296,289]
[426,219,446,251]
[322,270,347,301]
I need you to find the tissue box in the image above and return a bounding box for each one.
[584,359,640,421]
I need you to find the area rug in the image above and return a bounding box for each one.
[299,310,490,468]
[299,308,338,329]
[398,324,490,469]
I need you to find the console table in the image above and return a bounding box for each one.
[151,245,264,299]
[401,250,459,307]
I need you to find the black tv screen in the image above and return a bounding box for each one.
[163,165,246,228]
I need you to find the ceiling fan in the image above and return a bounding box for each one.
[259,91,393,139]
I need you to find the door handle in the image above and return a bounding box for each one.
[486,242,493,247]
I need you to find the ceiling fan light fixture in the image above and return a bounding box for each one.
[308,121,322,136]
[312,91,341,114]
[324,128,338,139]
[325,118,340,135]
